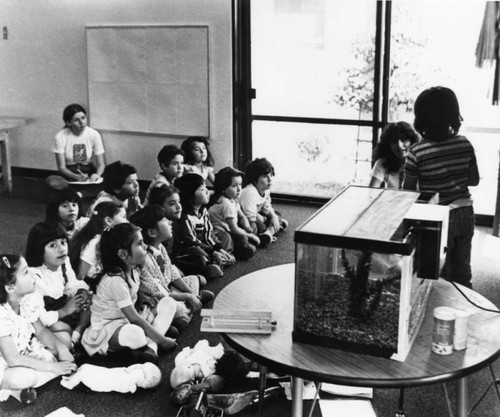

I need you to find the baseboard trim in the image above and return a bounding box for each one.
[11,166,151,189]
[12,166,57,178]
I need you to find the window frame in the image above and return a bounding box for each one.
[231,0,495,225]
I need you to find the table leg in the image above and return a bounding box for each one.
[456,376,468,417]
[291,376,303,417]
[258,365,267,417]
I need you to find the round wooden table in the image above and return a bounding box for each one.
[214,263,500,417]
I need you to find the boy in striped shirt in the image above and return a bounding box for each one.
[404,86,479,288]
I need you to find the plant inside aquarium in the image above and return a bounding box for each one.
[341,249,402,323]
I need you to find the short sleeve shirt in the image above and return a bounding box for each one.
[90,272,138,322]
[52,126,105,166]
[0,295,42,355]
[238,184,272,222]
[208,196,238,233]
[80,235,102,279]
[370,159,401,189]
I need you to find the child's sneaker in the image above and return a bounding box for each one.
[165,325,179,338]
[235,244,256,260]
[199,290,215,304]
[205,263,223,279]
[20,388,37,404]
[280,219,289,230]
[258,230,273,246]
[130,346,159,365]
[172,316,190,331]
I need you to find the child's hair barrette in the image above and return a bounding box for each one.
[2,256,11,269]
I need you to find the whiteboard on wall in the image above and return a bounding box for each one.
[86,25,209,137]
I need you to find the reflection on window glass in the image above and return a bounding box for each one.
[252,121,372,198]
[391,2,500,216]
[251,0,377,119]
[250,1,500,216]
[390,2,499,124]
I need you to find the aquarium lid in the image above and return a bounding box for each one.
[294,186,430,254]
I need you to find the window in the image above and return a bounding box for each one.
[390,2,500,216]
[239,0,499,216]
[250,0,378,198]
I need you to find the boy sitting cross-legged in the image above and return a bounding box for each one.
[129,205,214,334]
[86,160,142,219]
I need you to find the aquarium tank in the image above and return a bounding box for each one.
[293,186,448,361]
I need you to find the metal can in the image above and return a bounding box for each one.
[432,306,455,355]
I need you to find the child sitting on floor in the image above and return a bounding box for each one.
[174,174,234,279]
[147,184,182,255]
[69,201,127,282]
[238,158,288,246]
[25,221,92,348]
[45,188,89,241]
[208,167,260,259]
[0,254,76,404]
[144,145,184,205]
[181,136,215,186]
[87,160,142,218]
[81,223,177,365]
[130,205,214,334]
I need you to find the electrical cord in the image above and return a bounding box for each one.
[449,281,500,313]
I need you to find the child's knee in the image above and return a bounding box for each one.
[117,324,148,349]
[50,321,72,334]
[2,367,38,390]
[157,296,177,316]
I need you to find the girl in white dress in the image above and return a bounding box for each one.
[69,201,127,282]
[0,254,76,404]
[26,221,91,347]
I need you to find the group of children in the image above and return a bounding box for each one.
[0,130,287,404]
[0,85,480,405]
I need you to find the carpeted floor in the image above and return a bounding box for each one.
[1,185,500,417]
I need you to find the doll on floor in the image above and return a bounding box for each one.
[169,340,225,389]
[61,362,161,393]
[170,340,254,408]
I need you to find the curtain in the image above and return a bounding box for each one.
[475,1,500,104]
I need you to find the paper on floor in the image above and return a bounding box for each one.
[319,399,377,417]
[45,407,85,417]
[321,383,373,398]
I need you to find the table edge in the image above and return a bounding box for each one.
[216,263,500,388]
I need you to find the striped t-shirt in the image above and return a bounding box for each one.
[404,135,477,205]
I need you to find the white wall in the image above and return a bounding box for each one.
[0,0,232,180]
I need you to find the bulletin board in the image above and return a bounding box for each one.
[86,25,209,137]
